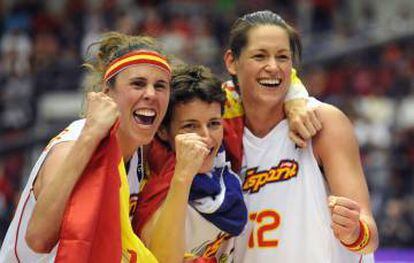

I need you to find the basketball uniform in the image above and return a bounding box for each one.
[0,119,143,262]
[233,99,375,263]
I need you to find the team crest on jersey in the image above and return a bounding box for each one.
[242,160,299,193]
[188,232,231,260]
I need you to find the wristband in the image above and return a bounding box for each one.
[341,219,370,252]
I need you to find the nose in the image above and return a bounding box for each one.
[265,57,279,72]
[199,125,213,145]
[143,85,156,100]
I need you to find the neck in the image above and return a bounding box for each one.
[116,131,136,162]
[244,102,285,138]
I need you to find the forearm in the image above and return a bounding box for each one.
[314,105,378,254]
[148,175,192,263]
[26,128,102,252]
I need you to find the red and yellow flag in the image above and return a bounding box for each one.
[56,124,157,262]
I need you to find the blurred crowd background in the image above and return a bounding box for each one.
[0,0,414,250]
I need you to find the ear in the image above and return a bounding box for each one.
[157,126,170,142]
[224,49,237,76]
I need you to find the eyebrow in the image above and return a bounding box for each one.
[181,117,222,122]
[181,119,198,123]
[129,77,146,82]
[250,48,291,53]
[156,79,168,84]
[128,77,168,83]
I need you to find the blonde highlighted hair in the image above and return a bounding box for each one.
[80,31,170,115]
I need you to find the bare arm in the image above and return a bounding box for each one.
[25,92,119,253]
[313,104,379,254]
[284,99,322,147]
[141,133,209,263]
[284,70,322,147]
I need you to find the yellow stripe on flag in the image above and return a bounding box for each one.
[223,68,303,119]
[118,160,158,263]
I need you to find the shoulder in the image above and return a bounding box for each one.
[312,103,357,161]
[315,103,351,126]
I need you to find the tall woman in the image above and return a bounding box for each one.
[223,10,379,262]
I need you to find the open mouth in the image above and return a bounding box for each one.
[133,109,156,125]
[258,78,282,89]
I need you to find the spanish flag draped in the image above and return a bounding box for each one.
[55,124,157,263]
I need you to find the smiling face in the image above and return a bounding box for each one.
[107,64,170,152]
[163,99,223,173]
[226,24,293,109]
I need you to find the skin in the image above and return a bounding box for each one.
[142,99,224,263]
[107,65,170,160]
[160,99,223,173]
[224,24,378,254]
[26,63,170,253]
[226,25,292,137]
[224,25,322,145]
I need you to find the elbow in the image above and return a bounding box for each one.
[25,230,56,253]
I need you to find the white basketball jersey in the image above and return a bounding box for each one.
[0,119,142,262]
[184,206,234,261]
[234,101,374,263]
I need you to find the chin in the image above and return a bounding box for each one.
[199,161,214,174]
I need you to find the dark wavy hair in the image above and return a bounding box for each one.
[162,64,226,128]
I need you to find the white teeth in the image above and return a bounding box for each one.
[259,79,281,85]
[134,109,156,116]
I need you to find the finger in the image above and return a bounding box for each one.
[332,205,360,222]
[184,138,209,149]
[331,223,350,239]
[328,196,340,208]
[178,133,204,142]
[293,120,311,140]
[331,213,354,228]
[309,109,323,131]
[330,196,360,212]
[289,131,306,148]
[303,116,317,137]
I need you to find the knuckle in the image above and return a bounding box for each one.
[291,119,300,126]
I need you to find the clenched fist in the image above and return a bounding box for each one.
[84,92,120,140]
[328,195,361,245]
[173,133,210,185]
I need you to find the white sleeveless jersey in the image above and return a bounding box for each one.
[184,206,234,261]
[234,100,374,263]
[0,119,143,262]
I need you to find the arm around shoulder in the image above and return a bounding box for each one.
[312,104,379,254]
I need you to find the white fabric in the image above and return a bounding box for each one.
[284,73,309,101]
[183,149,237,260]
[184,206,234,261]
[234,98,375,263]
